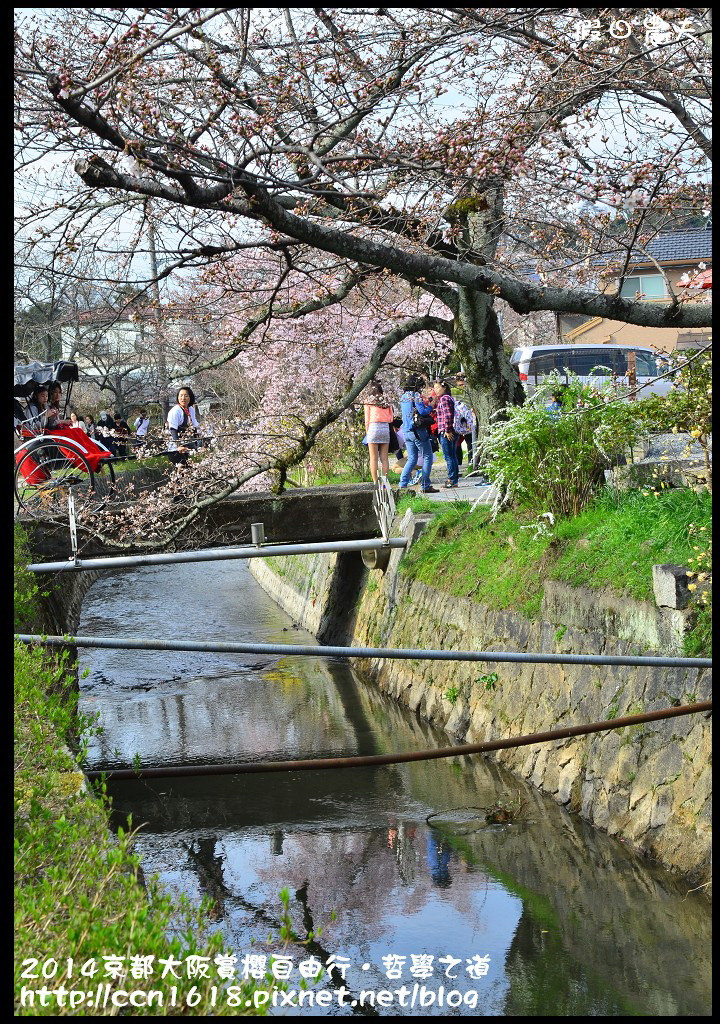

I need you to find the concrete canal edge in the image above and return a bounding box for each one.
[249,509,712,886]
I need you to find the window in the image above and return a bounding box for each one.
[568,350,617,376]
[528,352,567,379]
[619,274,666,299]
[634,351,657,376]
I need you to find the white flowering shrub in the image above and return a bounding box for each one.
[483,373,641,518]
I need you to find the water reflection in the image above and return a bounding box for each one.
[78,561,711,1016]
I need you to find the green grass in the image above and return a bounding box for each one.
[400,488,712,648]
[684,605,712,658]
[395,494,439,516]
[551,487,711,600]
[399,501,552,618]
[112,455,170,478]
[312,468,402,486]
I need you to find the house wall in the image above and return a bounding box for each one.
[559,263,711,352]
[560,318,710,353]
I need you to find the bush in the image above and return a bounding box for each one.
[14,524,40,632]
[633,348,712,489]
[483,374,640,517]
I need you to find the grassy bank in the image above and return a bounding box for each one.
[14,528,265,1015]
[397,488,711,655]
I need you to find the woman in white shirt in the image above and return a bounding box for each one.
[167,386,200,466]
[69,411,88,433]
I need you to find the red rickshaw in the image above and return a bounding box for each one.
[14,360,116,519]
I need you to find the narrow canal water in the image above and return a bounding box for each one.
[78,561,711,1017]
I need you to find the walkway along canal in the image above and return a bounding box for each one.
[75,557,711,1016]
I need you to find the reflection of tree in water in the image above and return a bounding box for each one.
[182,834,379,1017]
[387,822,419,885]
[501,908,635,1017]
[251,829,417,942]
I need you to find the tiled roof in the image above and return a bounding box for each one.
[593,227,712,268]
[644,228,712,263]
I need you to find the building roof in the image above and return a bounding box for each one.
[594,227,712,269]
[643,228,712,263]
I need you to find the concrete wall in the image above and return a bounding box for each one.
[24,483,379,559]
[249,512,711,884]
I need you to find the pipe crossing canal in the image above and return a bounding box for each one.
[78,559,711,1017]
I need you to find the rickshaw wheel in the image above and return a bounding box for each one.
[15,441,115,520]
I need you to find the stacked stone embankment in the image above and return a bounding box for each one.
[249,510,711,884]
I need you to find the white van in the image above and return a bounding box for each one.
[509,344,674,400]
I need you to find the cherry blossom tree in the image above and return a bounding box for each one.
[14,8,712,544]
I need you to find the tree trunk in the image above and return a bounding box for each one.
[453,286,525,426]
[146,204,170,421]
[445,177,525,427]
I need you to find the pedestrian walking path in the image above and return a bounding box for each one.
[397,465,497,504]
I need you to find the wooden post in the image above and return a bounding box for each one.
[627,350,637,400]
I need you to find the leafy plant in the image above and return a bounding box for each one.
[482,373,642,517]
[606,697,621,720]
[633,348,712,490]
[476,672,498,691]
[14,524,40,632]
[444,685,461,705]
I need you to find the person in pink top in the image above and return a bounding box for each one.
[363,381,395,483]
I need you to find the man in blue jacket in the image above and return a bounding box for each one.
[398,374,438,493]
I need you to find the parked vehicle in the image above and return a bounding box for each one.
[509,344,674,400]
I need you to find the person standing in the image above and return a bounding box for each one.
[113,413,131,458]
[546,391,562,422]
[167,386,200,467]
[453,391,474,469]
[398,374,438,493]
[133,408,150,444]
[69,411,88,433]
[434,380,459,488]
[362,381,394,483]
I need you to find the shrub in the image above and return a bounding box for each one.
[14,524,40,632]
[633,348,712,490]
[482,374,640,517]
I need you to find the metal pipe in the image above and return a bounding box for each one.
[82,701,712,781]
[25,536,406,573]
[15,634,712,669]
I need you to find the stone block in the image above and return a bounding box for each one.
[556,761,577,804]
[652,564,691,609]
[399,510,433,549]
[592,788,610,829]
[650,790,673,829]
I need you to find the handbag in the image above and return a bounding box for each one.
[412,409,433,431]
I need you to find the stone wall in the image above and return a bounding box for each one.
[249,512,712,884]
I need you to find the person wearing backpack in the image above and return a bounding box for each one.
[398,374,438,493]
[453,395,475,468]
[434,380,459,488]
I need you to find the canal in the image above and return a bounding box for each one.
[78,560,711,1016]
